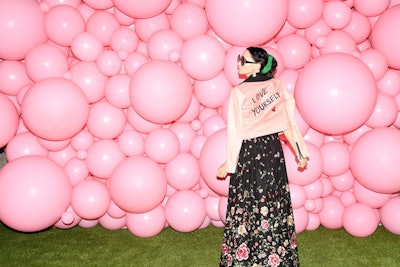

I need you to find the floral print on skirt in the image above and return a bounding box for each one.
[220,133,299,267]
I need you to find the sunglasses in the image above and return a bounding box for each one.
[237,55,257,66]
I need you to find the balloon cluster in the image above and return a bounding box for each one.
[1,0,400,238]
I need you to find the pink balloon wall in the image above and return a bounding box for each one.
[1,0,400,238]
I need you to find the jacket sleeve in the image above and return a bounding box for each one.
[225,88,243,173]
[282,88,310,160]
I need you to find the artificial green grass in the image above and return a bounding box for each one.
[1,222,400,267]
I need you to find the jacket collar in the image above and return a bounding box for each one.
[242,73,272,83]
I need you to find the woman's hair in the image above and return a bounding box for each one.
[247,47,277,78]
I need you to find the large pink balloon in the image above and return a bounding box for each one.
[295,53,377,135]
[165,190,207,232]
[109,156,167,213]
[205,0,289,46]
[342,203,379,237]
[111,0,172,19]
[0,93,19,148]
[370,5,400,70]
[0,155,72,232]
[126,205,166,238]
[0,0,47,60]
[350,127,400,194]
[21,78,89,141]
[129,60,192,124]
[380,196,400,235]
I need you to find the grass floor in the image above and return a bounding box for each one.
[1,222,400,267]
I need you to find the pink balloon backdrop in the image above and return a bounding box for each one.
[0,0,400,238]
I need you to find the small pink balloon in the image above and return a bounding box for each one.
[287,0,324,29]
[78,219,98,228]
[330,169,355,192]
[165,190,207,232]
[71,179,111,220]
[303,179,324,200]
[318,30,357,54]
[169,122,197,153]
[126,205,166,237]
[47,144,76,166]
[289,184,307,209]
[71,32,104,62]
[322,0,352,30]
[86,10,120,46]
[44,5,85,46]
[353,0,391,17]
[123,52,148,76]
[350,127,400,194]
[304,19,332,45]
[318,195,345,229]
[0,61,31,96]
[0,0,48,60]
[0,155,72,232]
[109,156,167,213]
[170,2,208,40]
[342,124,371,146]
[83,0,113,10]
[353,181,391,209]
[365,92,397,128]
[293,207,309,233]
[71,130,94,151]
[276,34,312,70]
[112,0,172,19]
[96,50,122,76]
[64,158,89,186]
[21,78,89,141]
[339,191,356,207]
[380,196,400,235]
[104,74,131,109]
[342,11,371,44]
[176,96,201,124]
[87,100,126,140]
[165,152,200,190]
[204,196,220,221]
[202,115,226,137]
[194,72,232,109]
[126,107,162,134]
[306,213,320,230]
[343,203,379,237]
[191,135,207,159]
[99,213,126,230]
[134,13,170,42]
[377,70,400,96]
[147,29,183,61]
[320,141,350,176]
[117,130,145,156]
[54,206,81,229]
[113,7,135,26]
[144,128,180,164]
[5,132,48,161]
[180,34,225,81]
[360,48,388,80]
[110,27,139,55]
[107,200,126,219]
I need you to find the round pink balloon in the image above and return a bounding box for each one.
[170,2,208,40]
[5,132,48,161]
[86,10,120,46]
[117,130,145,156]
[295,53,377,135]
[293,207,309,233]
[194,72,232,109]
[377,69,400,96]
[343,203,379,237]
[0,0,47,60]
[318,195,344,229]
[71,130,94,151]
[165,190,207,232]
[380,196,400,235]
[330,170,355,192]
[360,48,388,80]
[96,50,122,76]
[342,11,371,44]
[64,158,89,186]
[134,13,170,42]
[0,155,72,232]
[287,0,324,29]
[44,5,85,46]
[126,107,162,134]
[277,34,312,70]
[110,27,139,55]
[353,181,391,209]
[144,128,180,164]
[169,122,197,153]
[353,0,391,17]
[99,213,126,230]
[126,205,166,237]
[289,184,307,209]
[365,92,397,128]
[320,141,350,176]
[0,60,31,96]
[112,0,172,19]
[129,60,192,124]
[0,93,19,148]
[104,74,131,109]
[370,5,400,69]
[351,127,400,194]
[71,179,111,220]
[21,78,89,141]
[322,0,352,30]
[205,0,288,46]
[147,29,183,61]
[70,32,104,62]
[109,156,167,213]
[165,152,200,190]
[318,30,357,54]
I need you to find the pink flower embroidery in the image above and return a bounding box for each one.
[222,244,229,255]
[227,254,233,266]
[268,253,281,267]
[236,243,250,261]
[261,219,269,229]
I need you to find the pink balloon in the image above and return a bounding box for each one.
[170,2,208,40]
[0,93,19,148]
[37,137,70,152]
[318,195,345,229]
[199,129,229,196]
[112,0,172,19]
[21,78,89,141]
[276,34,312,69]
[109,156,167,213]
[194,72,232,109]
[205,196,221,221]
[169,122,197,152]
[295,53,377,135]
[191,135,207,159]
[24,44,69,82]
[129,60,192,124]
[44,0,81,8]
[304,19,332,45]
[306,213,320,230]
[47,144,76,166]
[342,124,371,146]
[104,74,131,109]
[99,213,126,230]
[0,0,47,60]
[360,49,388,80]
[320,141,350,176]
[202,115,226,138]
[123,51,148,76]
[70,32,104,62]
[343,203,379,237]
[287,0,324,29]
[69,61,108,103]
[87,101,126,140]
[71,130,94,151]
[180,34,225,81]
[107,200,126,219]
[351,128,400,194]
[380,196,400,235]
[370,5,400,69]
[54,206,81,229]
[342,11,371,44]
[339,191,356,207]
[5,132,48,161]
[126,107,162,134]
[64,158,89,186]
[147,29,183,61]
[322,0,352,30]
[96,50,122,76]
[113,7,135,26]
[353,181,391,209]
[330,170,355,192]
[126,205,166,237]
[0,61,31,96]
[78,219,98,228]
[293,207,309,233]
[82,0,113,10]
[117,130,145,156]
[134,13,170,42]
[165,152,200,190]
[377,69,400,96]
[353,0,391,17]
[44,5,85,46]
[144,128,180,164]
[289,184,307,209]
[318,30,357,54]
[365,92,397,128]
[86,139,125,179]
[110,27,139,55]
[0,155,72,232]
[165,190,207,232]
[205,0,288,46]
[71,179,110,220]
[177,96,201,124]
[86,10,120,46]
[284,142,323,186]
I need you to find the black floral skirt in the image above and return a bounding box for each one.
[220,133,299,267]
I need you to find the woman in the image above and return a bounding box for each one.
[217,47,309,267]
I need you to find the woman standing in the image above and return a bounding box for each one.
[217,47,309,267]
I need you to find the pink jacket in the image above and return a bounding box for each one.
[225,78,309,173]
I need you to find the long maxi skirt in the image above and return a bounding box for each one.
[220,133,300,267]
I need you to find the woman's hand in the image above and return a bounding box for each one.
[297,158,308,169]
[217,162,228,179]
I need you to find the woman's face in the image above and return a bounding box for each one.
[237,50,260,77]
